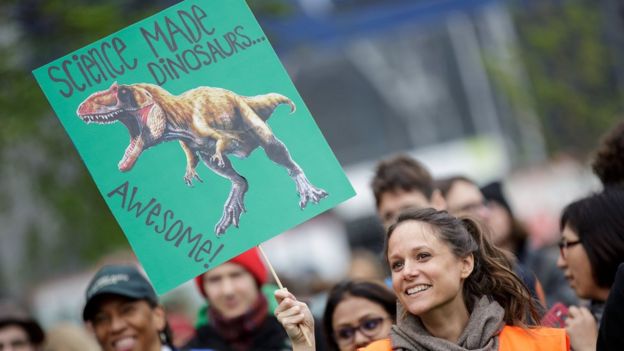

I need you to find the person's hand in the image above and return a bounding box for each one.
[274,288,315,350]
[565,305,597,351]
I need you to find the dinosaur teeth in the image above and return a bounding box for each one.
[79,110,122,124]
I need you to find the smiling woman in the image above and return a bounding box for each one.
[278,209,570,351]
[82,265,178,351]
[367,208,569,351]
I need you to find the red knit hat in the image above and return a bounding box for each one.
[194,247,268,297]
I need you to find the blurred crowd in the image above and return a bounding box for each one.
[2,120,623,351]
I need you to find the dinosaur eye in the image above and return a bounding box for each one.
[117,87,135,106]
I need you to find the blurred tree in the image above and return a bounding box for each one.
[0,0,180,296]
[0,0,291,295]
[508,0,624,157]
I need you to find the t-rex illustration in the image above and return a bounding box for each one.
[76,82,328,235]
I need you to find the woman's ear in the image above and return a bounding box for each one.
[460,253,474,279]
[85,321,94,333]
[153,305,167,332]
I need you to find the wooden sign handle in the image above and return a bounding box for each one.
[257,244,312,347]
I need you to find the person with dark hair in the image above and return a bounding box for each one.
[371,155,445,229]
[321,280,395,351]
[185,248,290,351]
[481,181,578,308]
[597,263,624,351]
[83,264,180,351]
[0,300,45,351]
[436,175,547,309]
[557,188,624,351]
[596,262,624,351]
[274,279,395,351]
[591,120,624,187]
[479,181,524,252]
[278,208,569,351]
[435,176,489,220]
[369,208,566,350]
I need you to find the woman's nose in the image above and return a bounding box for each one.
[353,329,373,349]
[403,260,419,279]
[556,252,567,269]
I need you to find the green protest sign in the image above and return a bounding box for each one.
[33,0,355,294]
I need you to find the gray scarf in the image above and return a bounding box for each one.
[391,296,504,351]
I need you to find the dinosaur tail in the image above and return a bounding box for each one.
[244,93,296,122]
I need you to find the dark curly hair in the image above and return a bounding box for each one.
[592,121,624,187]
[371,154,434,207]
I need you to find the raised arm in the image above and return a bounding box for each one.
[274,288,315,351]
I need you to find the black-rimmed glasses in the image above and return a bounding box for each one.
[335,317,388,346]
[558,238,582,259]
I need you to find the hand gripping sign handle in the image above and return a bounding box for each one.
[257,244,312,347]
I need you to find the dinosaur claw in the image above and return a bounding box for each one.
[211,154,226,168]
[184,169,202,187]
[213,183,247,236]
[294,174,328,209]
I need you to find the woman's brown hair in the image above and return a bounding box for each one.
[385,207,540,326]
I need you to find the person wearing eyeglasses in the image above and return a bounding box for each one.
[322,281,395,351]
[557,188,624,351]
[274,280,395,351]
[278,209,569,351]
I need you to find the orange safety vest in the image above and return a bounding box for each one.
[358,326,569,351]
[358,338,392,351]
[498,326,569,351]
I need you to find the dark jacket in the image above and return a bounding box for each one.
[182,315,290,351]
[597,263,624,351]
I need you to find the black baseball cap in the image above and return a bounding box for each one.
[83,265,158,321]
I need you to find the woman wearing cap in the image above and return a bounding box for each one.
[184,247,290,351]
[83,264,178,351]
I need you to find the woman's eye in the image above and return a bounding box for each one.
[92,314,109,326]
[416,253,430,261]
[391,261,403,271]
[362,318,381,331]
[121,304,136,314]
[337,328,354,340]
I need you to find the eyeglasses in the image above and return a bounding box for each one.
[335,317,388,346]
[558,238,582,259]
